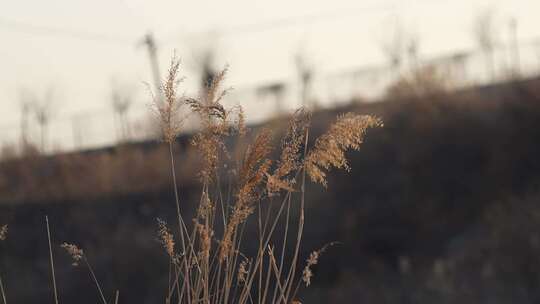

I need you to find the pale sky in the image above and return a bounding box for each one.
[0,0,539,150]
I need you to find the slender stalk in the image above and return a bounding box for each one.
[283,129,309,302]
[257,206,263,304]
[167,260,172,303]
[267,246,288,304]
[241,129,309,304]
[168,142,188,252]
[168,142,192,304]
[0,274,7,304]
[271,196,291,304]
[84,258,107,304]
[238,192,293,303]
[45,216,59,304]
[114,290,119,304]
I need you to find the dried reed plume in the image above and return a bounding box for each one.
[156,219,176,261]
[305,113,382,186]
[237,258,250,283]
[151,56,185,144]
[235,105,247,137]
[219,129,273,261]
[195,222,212,260]
[267,108,311,195]
[197,193,214,220]
[0,225,7,241]
[187,66,236,182]
[60,242,108,304]
[61,242,84,266]
[301,242,338,287]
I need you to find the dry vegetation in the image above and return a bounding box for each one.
[0,57,381,304]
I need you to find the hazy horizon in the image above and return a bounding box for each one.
[1,0,539,150]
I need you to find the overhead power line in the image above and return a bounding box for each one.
[0,16,136,44]
[161,1,431,42]
[0,0,441,46]
[221,5,396,36]
[162,5,396,43]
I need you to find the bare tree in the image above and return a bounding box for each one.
[200,49,217,98]
[140,32,162,105]
[473,9,498,81]
[379,16,406,73]
[111,81,134,143]
[18,89,35,153]
[33,88,55,153]
[188,33,220,102]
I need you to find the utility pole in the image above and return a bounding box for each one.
[407,32,420,72]
[20,101,31,153]
[141,32,163,104]
[295,53,313,108]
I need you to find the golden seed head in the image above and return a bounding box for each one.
[238,259,250,283]
[305,113,382,187]
[267,108,311,195]
[204,65,230,108]
[191,131,226,182]
[302,267,313,287]
[61,242,84,266]
[187,66,235,182]
[238,128,273,187]
[151,56,185,144]
[196,222,213,260]
[197,193,214,220]
[0,225,8,241]
[302,242,338,287]
[157,218,176,260]
[219,129,274,262]
[265,172,295,195]
[236,105,247,137]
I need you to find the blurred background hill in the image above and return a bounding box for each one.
[1,76,540,303]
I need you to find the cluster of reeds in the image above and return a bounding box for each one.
[145,57,381,304]
[0,55,381,304]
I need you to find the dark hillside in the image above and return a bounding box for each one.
[1,77,540,303]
